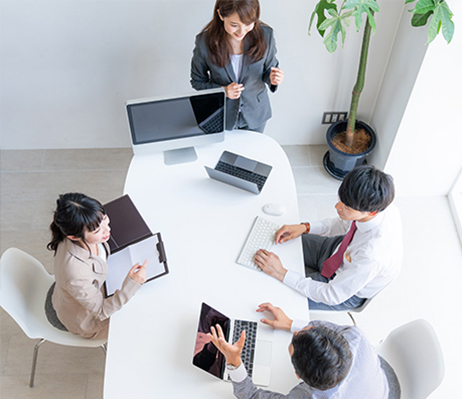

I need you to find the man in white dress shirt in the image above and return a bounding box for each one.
[255,165,403,310]
[209,303,400,399]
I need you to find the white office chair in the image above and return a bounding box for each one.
[310,295,376,326]
[377,319,445,399]
[345,295,374,325]
[0,248,107,387]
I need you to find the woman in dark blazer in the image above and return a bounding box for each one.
[190,0,284,133]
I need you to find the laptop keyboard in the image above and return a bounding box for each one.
[232,319,258,377]
[237,216,279,270]
[215,161,268,192]
[200,110,224,133]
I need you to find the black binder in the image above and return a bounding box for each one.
[103,194,168,297]
[104,194,152,253]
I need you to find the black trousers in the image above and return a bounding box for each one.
[302,234,366,311]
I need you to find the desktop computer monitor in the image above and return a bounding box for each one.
[126,88,226,165]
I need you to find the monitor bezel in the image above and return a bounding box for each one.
[126,88,226,159]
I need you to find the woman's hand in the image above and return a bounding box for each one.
[128,259,148,284]
[224,82,245,99]
[254,249,287,281]
[270,67,284,86]
[275,224,306,244]
[208,324,244,367]
[257,302,293,331]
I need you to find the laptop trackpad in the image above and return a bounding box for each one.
[254,340,272,366]
[253,340,272,386]
[234,156,258,172]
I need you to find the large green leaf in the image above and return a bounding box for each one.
[426,1,454,43]
[309,0,338,37]
[319,8,354,52]
[345,0,379,33]
[411,10,433,27]
[413,0,438,15]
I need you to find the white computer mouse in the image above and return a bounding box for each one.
[262,203,286,217]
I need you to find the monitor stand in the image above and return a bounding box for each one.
[163,147,198,166]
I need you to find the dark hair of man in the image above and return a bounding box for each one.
[200,0,267,67]
[291,325,353,391]
[47,193,106,254]
[338,165,395,213]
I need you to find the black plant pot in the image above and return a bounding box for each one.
[323,120,377,180]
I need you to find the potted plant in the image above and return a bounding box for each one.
[309,0,455,179]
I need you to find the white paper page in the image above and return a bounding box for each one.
[129,235,166,278]
[106,248,133,296]
[105,235,166,296]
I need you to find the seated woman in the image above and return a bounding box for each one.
[45,192,148,340]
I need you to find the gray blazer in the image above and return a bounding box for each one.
[230,321,399,399]
[233,377,313,399]
[190,25,279,131]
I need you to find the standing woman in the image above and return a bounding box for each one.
[191,0,284,133]
[45,193,148,340]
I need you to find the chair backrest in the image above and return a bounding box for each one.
[0,248,54,339]
[377,319,445,399]
[348,295,375,314]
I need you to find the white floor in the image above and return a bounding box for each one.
[1,146,461,398]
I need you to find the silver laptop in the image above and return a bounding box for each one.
[192,302,273,386]
[205,151,273,194]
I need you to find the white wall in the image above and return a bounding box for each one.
[382,2,462,196]
[0,0,403,149]
[369,2,429,170]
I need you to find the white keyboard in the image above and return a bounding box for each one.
[237,216,279,270]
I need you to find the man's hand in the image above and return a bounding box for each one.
[257,302,293,331]
[128,259,148,284]
[208,324,244,367]
[254,249,287,281]
[275,224,306,244]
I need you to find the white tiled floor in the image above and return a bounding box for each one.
[1,146,461,398]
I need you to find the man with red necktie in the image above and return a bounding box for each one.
[255,165,403,311]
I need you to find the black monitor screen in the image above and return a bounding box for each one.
[127,92,225,145]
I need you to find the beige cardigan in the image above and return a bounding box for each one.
[52,238,141,339]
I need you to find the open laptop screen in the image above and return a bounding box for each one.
[192,303,230,379]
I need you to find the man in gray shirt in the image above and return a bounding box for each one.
[208,303,400,399]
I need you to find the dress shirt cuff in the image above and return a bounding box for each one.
[283,269,302,289]
[307,220,324,235]
[290,319,309,333]
[228,363,248,383]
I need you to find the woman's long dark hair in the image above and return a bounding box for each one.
[201,0,267,67]
[47,193,106,254]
